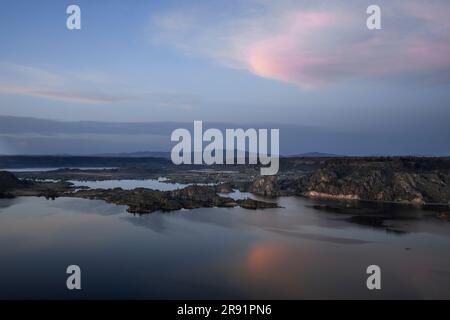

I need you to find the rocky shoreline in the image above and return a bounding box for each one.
[0,171,279,214]
[247,157,450,206]
[72,185,279,214]
[2,157,450,214]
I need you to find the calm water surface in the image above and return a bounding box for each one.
[0,191,449,299]
[1,167,118,172]
[68,178,192,191]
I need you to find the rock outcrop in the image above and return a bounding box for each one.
[72,185,279,214]
[0,171,30,197]
[249,158,450,205]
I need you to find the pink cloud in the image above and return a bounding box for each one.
[244,11,351,88]
[244,4,450,88]
[153,1,450,88]
[248,36,334,88]
[290,12,337,30]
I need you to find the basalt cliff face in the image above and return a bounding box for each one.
[250,158,450,205]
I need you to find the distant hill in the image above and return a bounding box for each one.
[93,150,256,160]
[0,155,171,170]
[93,151,171,158]
[286,152,343,158]
[94,151,343,159]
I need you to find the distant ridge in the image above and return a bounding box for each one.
[93,151,344,158]
[286,152,343,158]
[93,151,171,158]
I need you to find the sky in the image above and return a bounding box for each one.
[0,0,449,155]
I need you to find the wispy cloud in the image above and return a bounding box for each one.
[0,63,200,109]
[0,85,129,104]
[0,63,131,104]
[150,0,450,89]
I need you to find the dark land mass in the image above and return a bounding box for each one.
[0,171,31,198]
[250,157,450,205]
[0,171,279,213]
[73,185,279,214]
[285,152,343,158]
[1,156,450,216]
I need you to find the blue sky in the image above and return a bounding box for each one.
[0,0,449,155]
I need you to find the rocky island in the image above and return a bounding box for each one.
[72,185,279,213]
[0,170,279,213]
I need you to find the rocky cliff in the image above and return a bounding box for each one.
[250,158,450,205]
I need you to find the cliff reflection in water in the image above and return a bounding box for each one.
[0,194,449,299]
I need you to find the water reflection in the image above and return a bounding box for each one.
[0,198,18,210]
[68,177,217,191]
[307,200,446,235]
[0,195,449,299]
[68,178,190,191]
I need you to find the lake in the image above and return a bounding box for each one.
[68,177,217,191]
[0,191,449,299]
[68,177,192,191]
